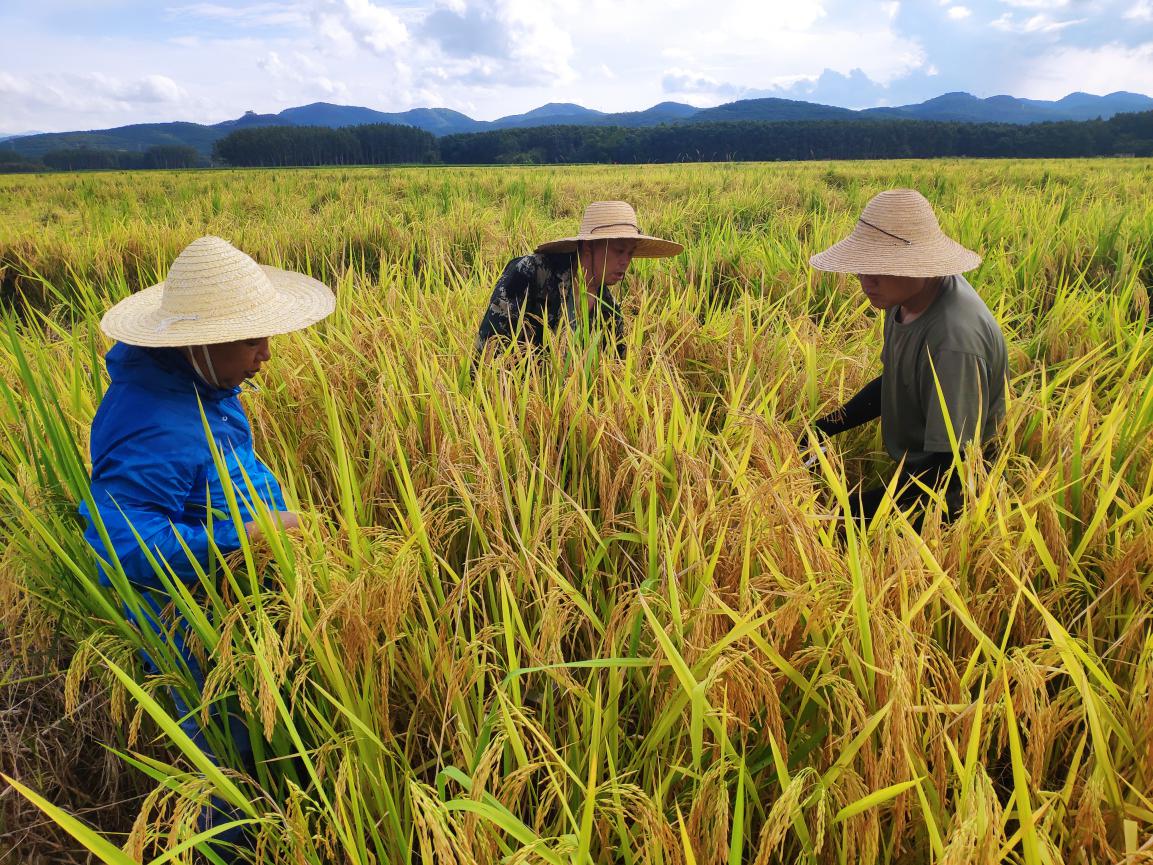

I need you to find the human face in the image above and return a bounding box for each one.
[582,239,638,290]
[856,274,938,314]
[196,337,271,389]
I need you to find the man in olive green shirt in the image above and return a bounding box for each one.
[807,189,1008,524]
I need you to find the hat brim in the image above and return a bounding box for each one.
[535,234,683,258]
[810,235,981,278]
[100,266,336,347]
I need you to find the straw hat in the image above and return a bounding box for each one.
[101,236,335,347]
[810,189,981,277]
[535,201,682,257]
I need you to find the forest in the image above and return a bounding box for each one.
[2,110,1150,172]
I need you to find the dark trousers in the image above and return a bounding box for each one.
[133,596,256,861]
[848,474,964,530]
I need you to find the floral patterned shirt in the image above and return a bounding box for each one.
[474,253,625,358]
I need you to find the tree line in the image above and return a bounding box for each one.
[3,112,1150,173]
[438,111,1153,163]
[212,124,438,167]
[0,124,437,173]
[35,145,204,172]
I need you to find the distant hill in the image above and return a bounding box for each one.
[864,91,1153,124]
[379,108,481,136]
[215,111,285,130]
[6,122,230,159]
[498,102,603,122]
[3,90,1150,160]
[274,103,481,135]
[490,102,604,129]
[479,98,858,130]
[1,105,483,158]
[1037,91,1153,121]
[487,101,698,131]
[691,97,856,123]
[592,102,700,128]
[276,103,398,127]
[865,92,1050,123]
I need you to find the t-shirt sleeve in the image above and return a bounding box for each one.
[920,348,992,453]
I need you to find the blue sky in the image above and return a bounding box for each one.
[2,0,1151,133]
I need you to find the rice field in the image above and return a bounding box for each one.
[1,159,1152,864]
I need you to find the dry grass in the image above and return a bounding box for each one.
[0,627,164,865]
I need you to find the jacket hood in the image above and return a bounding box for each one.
[105,342,240,402]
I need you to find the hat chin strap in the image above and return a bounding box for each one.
[188,345,222,389]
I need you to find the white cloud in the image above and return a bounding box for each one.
[167,2,308,28]
[312,0,410,57]
[991,11,1084,32]
[0,71,187,113]
[419,0,577,86]
[0,71,39,102]
[3,0,1151,132]
[258,50,348,97]
[662,68,742,97]
[606,0,926,109]
[1016,40,1153,98]
[122,74,186,103]
[1125,0,1153,20]
[0,0,934,125]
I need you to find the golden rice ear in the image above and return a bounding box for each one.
[5,162,1149,865]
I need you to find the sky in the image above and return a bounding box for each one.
[2,0,1152,134]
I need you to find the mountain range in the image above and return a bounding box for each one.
[4,91,1151,159]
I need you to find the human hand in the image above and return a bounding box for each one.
[798,428,828,469]
[244,511,301,539]
[273,511,301,531]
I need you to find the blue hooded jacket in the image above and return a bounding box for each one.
[80,342,286,589]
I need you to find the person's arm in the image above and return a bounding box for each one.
[84,428,244,588]
[598,290,627,359]
[476,257,532,353]
[238,455,295,538]
[814,375,883,436]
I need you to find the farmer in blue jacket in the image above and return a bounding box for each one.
[80,235,334,853]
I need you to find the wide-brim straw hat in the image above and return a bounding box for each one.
[101,236,335,347]
[810,189,981,277]
[535,200,683,258]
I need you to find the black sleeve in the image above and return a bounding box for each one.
[476,257,532,351]
[814,376,883,436]
[602,292,626,359]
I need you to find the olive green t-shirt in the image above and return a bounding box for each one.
[881,275,1008,471]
